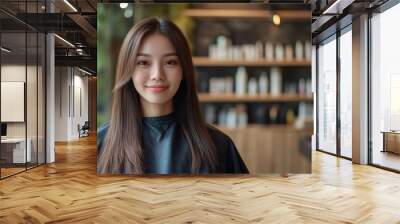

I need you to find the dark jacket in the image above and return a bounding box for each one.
[97,113,248,174]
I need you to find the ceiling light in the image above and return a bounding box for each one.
[1,47,11,53]
[54,34,75,48]
[323,0,355,15]
[120,3,129,9]
[272,14,281,26]
[63,0,78,12]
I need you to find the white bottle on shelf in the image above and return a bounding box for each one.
[216,35,229,60]
[285,44,293,61]
[248,78,258,95]
[209,44,217,59]
[235,66,247,95]
[275,43,284,61]
[295,41,304,61]
[259,72,269,94]
[270,67,282,96]
[256,41,263,60]
[265,42,274,61]
[226,107,237,128]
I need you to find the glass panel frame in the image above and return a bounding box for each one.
[317,35,337,155]
[0,0,47,179]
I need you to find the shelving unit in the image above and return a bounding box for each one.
[187,5,312,128]
[193,57,311,67]
[185,4,313,173]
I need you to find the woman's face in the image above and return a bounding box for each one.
[132,33,183,110]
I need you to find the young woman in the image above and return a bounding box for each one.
[97,17,248,175]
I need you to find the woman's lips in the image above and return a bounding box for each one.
[145,85,169,93]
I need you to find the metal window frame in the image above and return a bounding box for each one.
[315,19,353,161]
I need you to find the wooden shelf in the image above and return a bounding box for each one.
[198,93,313,102]
[184,9,310,20]
[192,57,311,67]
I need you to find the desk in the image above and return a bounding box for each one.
[381,131,400,154]
[1,138,32,163]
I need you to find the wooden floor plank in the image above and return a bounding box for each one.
[0,135,400,223]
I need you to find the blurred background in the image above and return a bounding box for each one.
[97,3,313,174]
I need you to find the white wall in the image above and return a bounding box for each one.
[54,67,89,141]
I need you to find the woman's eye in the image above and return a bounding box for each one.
[166,60,178,66]
[136,60,149,66]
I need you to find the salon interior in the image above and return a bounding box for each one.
[0,0,399,223]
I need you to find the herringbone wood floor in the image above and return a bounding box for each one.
[1,135,400,223]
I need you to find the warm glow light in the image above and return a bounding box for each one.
[120,3,128,9]
[273,14,281,26]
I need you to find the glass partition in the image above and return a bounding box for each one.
[339,28,352,158]
[1,30,28,177]
[0,1,46,179]
[317,36,337,155]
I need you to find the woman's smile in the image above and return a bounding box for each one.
[145,84,169,93]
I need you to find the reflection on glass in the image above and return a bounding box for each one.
[318,37,337,154]
[38,33,46,165]
[27,31,39,169]
[371,3,400,171]
[1,31,27,177]
[340,29,352,158]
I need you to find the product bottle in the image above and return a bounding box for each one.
[286,108,295,125]
[265,42,274,61]
[295,41,304,61]
[248,78,258,95]
[235,66,247,95]
[226,107,237,128]
[275,43,284,61]
[217,35,228,60]
[270,67,282,96]
[285,44,293,61]
[259,72,269,94]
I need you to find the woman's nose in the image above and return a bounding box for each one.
[150,63,165,81]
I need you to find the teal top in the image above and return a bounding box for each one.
[97,113,248,174]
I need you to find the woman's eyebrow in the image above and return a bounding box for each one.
[136,53,177,57]
[163,53,178,57]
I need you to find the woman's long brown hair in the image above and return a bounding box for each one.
[98,17,218,174]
